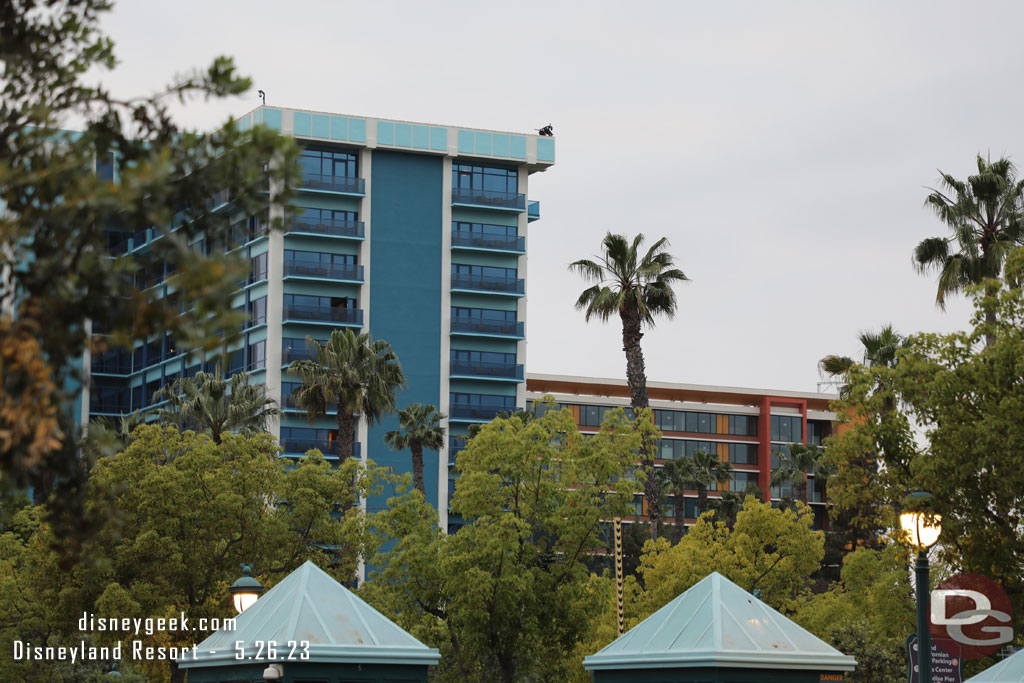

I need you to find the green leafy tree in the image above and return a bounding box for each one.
[569,233,689,539]
[827,248,1024,635]
[152,371,278,444]
[913,155,1024,346]
[818,327,905,560]
[0,0,300,542]
[709,485,761,529]
[0,424,389,683]
[792,545,915,683]
[362,405,646,683]
[288,329,406,463]
[385,402,446,495]
[590,496,823,670]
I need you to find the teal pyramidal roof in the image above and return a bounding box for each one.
[584,572,855,671]
[179,561,440,668]
[966,649,1024,682]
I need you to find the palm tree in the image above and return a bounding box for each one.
[770,443,831,503]
[818,325,905,400]
[288,329,406,463]
[913,155,1024,346]
[659,458,692,543]
[688,449,734,517]
[153,371,277,444]
[570,232,689,539]
[385,403,446,495]
[819,325,904,378]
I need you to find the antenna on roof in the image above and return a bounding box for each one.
[258,90,266,106]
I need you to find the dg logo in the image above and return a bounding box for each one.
[929,573,1013,659]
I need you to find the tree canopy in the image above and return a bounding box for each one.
[0,425,393,682]
[825,247,1024,637]
[362,404,647,683]
[0,0,300,543]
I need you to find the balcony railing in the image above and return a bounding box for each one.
[527,200,540,221]
[282,346,318,364]
[282,305,363,326]
[300,172,365,195]
[288,218,365,239]
[449,444,467,464]
[281,392,337,412]
[450,360,524,380]
[91,358,132,375]
[450,317,524,337]
[207,189,231,211]
[283,261,364,282]
[451,274,524,294]
[451,231,525,252]
[281,439,360,460]
[130,227,152,250]
[451,187,526,211]
[90,400,131,415]
[449,404,509,421]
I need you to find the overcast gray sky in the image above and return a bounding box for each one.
[97,1,1023,393]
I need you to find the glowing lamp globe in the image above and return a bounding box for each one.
[229,564,264,614]
[900,511,942,549]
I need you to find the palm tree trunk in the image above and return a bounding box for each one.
[411,443,425,494]
[620,310,649,410]
[620,311,659,540]
[337,409,355,464]
[698,486,708,517]
[674,492,685,543]
[985,304,997,347]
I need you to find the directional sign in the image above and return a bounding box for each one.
[907,634,963,683]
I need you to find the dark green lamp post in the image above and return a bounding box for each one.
[228,564,264,614]
[900,492,942,683]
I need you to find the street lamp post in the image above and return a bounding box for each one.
[900,492,942,683]
[229,563,265,614]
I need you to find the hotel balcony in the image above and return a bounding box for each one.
[450,274,524,296]
[450,317,524,339]
[451,187,526,212]
[448,443,467,465]
[282,346,318,364]
[449,360,524,382]
[449,404,509,423]
[527,200,540,222]
[282,304,363,326]
[298,172,365,196]
[283,261,364,283]
[281,439,360,460]
[451,231,525,254]
[287,217,365,240]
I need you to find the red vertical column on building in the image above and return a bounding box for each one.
[758,396,771,501]
[800,403,808,444]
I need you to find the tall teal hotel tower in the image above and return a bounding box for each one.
[85,106,555,532]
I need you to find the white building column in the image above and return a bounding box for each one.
[438,156,453,533]
[356,148,372,584]
[264,172,285,440]
[516,167,529,410]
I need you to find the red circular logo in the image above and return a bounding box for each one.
[929,573,1013,659]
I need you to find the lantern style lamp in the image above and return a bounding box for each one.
[229,564,264,614]
[901,492,941,683]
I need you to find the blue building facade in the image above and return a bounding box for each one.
[84,106,555,533]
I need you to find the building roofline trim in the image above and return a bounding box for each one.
[525,373,838,402]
